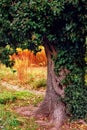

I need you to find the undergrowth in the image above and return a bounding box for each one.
[0,64,47,90]
[0,84,43,130]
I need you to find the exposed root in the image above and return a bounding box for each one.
[14,104,66,130]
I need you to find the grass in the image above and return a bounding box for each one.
[0,90,43,106]
[0,64,87,130]
[0,84,44,130]
[0,64,47,90]
[0,64,46,129]
[0,105,39,130]
[0,64,15,81]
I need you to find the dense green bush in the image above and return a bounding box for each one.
[54,43,86,119]
[0,46,15,67]
[64,85,87,119]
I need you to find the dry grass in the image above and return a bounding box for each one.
[0,64,47,90]
[10,47,47,84]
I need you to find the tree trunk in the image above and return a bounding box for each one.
[35,42,68,129]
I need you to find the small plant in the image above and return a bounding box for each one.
[0,110,21,129]
[0,92,17,104]
[31,79,46,89]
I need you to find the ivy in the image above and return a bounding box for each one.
[64,85,87,119]
[54,41,86,119]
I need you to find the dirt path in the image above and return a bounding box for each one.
[1,81,45,95]
[1,81,51,129]
[1,81,58,129]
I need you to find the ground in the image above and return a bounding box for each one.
[0,65,87,130]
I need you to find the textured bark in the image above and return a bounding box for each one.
[35,41,68,129]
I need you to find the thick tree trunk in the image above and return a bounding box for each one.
[35,42,69,129]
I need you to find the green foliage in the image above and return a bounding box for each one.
[64,85,87,119]
[54,43,87,119]
[0,45,15,67]
[0,91,17,104]
[0,0,86,47]
[0,89,43,106]
[0,110,21,129]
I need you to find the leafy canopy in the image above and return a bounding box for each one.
[0,0,86,48]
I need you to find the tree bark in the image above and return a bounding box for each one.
[35,41,68,129]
